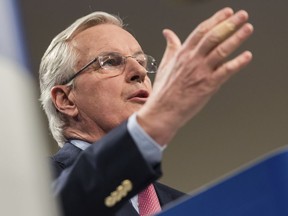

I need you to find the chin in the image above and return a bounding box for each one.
[125,104,143,114]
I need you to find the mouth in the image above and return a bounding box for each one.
[127,90,149,103]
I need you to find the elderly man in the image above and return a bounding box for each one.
[39,7,253,216]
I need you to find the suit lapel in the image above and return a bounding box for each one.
[53,143,81,166]
[50,142,82,177]
[154,182,185,207]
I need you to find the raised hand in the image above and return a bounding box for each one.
[138,8,254,145]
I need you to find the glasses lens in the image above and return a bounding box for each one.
[146,56,157,73]
[134,54,148,68]
[134,54,157,73]
[98,52,157,74]
[99,53,124,70]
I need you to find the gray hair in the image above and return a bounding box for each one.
[39,11,124,147]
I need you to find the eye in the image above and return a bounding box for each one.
[135,55,147,67]
[100,54,123,68]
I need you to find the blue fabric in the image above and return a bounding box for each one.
[158,147,288,216]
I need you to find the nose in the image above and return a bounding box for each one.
[124,57,148,83]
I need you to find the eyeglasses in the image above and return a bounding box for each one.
[61,52,158,85]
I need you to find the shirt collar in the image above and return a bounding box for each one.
[69,139,90,150]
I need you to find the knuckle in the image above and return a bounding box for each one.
[215,47,229,58]
[195,22,209,38]
[207,34,222,45]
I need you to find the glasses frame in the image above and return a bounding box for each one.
[61,52,157,85]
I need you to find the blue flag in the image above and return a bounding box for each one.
[0,0,27,68]
[0,1,59,215]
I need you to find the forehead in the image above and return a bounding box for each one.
[71,24,143,58]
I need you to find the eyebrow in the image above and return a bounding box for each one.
[133,50,145,56]
[99,50,145,56]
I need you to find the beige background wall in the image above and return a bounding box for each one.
[20,0,288,193]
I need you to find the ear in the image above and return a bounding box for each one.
[51,85,78,117]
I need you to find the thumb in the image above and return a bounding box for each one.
[152,29,181,93]
[159,29,181,71]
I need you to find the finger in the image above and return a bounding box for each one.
[158,29,181,71]
[212,50,253,85]
[197,10,249,56]
[207,23,254,69]
[182,7,234,50]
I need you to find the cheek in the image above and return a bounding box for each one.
[93,81,124,106]
[88,75,124,96]
[75,80,121,108]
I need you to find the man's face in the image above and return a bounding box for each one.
[69,24,153,133]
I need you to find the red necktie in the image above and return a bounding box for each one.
[138,184,161,216]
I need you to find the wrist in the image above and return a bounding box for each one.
[136,107,179,146]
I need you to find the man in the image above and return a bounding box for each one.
[39,7,253,216]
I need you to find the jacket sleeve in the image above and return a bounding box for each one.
[52,122,163,216]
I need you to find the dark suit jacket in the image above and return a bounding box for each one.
[50,122,184,216]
